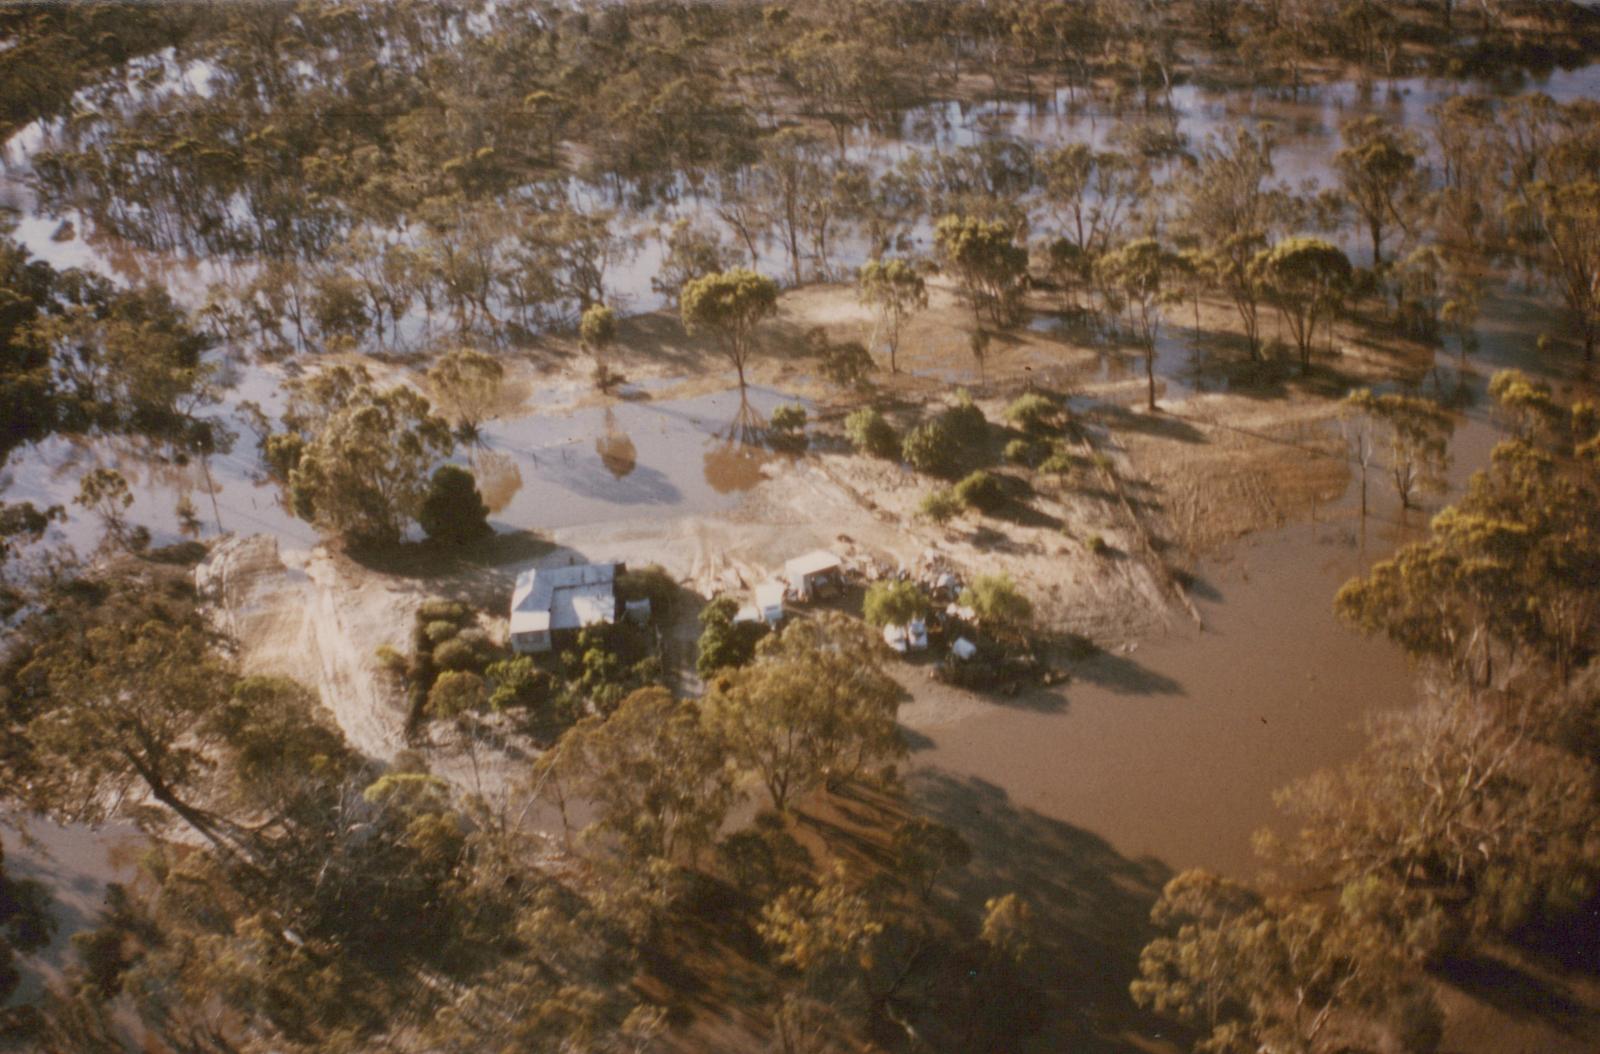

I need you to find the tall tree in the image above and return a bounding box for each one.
[272,365,455,548]
[1341,390,1452,510]
[426,347,507,440]
[857,257,928,373]
[934,214,1029,331]
[1097,238,1180,410]
[1335,115,1425,269]
[546,686,734,865]
[1132,869,1436,1054]
[1251,238,1352,371]
[680,268,780,391]
[703,612,904,811]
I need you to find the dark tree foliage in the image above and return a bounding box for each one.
[420,464,493,545]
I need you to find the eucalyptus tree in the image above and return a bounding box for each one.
[1040,144,1147,263]
[1514,178,1600,363]
[702,612,905,812]
[426,348,507,440]
[1339,370,1599,684]
[269,364,456,548]
[1097,238,1181,410]
[680,268,780,391]
[755,127,837,285]
[1179,125,1285,359]
[1335,115,1427,270]
[1132,869,1436,1054]
[1250,237,1352,370]
[857,257,928,373]
[934,214,1029,331]
[652,217,730,306]
[1340,390,1453,510]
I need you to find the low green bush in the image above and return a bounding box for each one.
[902,419,959,476]
[845,408,899,459]
[1003,392,1062,434]
[769,403,808,452]
[1004,437,1046,467]
[424,619,461,645]
[954,470,1007,513]
[919,488,962,523]
[939,391,988,447]
[432,637,480,672]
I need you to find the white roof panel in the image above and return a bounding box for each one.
[785,550,841,578]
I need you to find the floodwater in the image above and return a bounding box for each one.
[2,372,802,555]
[910,267,1589,881]
[1,50,1597,950]
[1,817,143,1010]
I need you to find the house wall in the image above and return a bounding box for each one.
[511,629,552,654]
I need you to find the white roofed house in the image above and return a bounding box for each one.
[509,561,624,654]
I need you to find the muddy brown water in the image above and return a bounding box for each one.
[910,266,1593,884]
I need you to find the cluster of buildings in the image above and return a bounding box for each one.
[509,550,844,655]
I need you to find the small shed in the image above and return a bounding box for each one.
[784,550,843,602]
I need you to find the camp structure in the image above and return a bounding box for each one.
[784,550,843,602]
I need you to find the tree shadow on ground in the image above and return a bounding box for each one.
[1090,403,1209,444]
[343,528,554,588]
[1068,650,1183,696]
[1435,953,1600,1042]
[908,770,1189,1052]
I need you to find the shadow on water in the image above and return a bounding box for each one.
[910,770,1184,1052]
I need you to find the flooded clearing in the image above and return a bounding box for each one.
[4,7,1600,1046]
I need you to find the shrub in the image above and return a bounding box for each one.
[375,644,408,676]
[939,391,988,447]
[1038,446,1075,476]
[427,670,486,719]
[617,564,674,617]
[919,488,962,523]
[418,599,473,624]
[432,637,480,672]
[1004,437,1046,467]
[419,464,492,545]
[820,339,875,388]
[902,419,959,476]
[1086,533,1109,556]
[1004,392,1062,434]
[962,574,1033,638]
[769,403,808,452]
[954,470,1007,513]
[485,656,554,711]
[845,408,899,459]
[425,620,461,645]
[863,580,928,627]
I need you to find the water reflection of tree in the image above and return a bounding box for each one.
[594,404,637,481]
[702,391,770,494]
[471,448,523,512]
